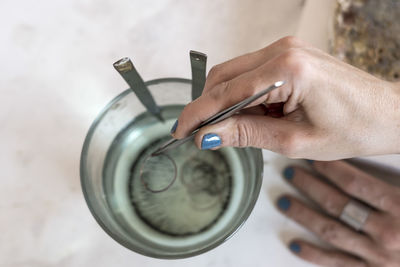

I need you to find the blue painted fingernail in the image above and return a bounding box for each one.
[306,159,314,164]
[170,120,178,134]
[283,167,294,181]
[201,133,221,150]
[277,196,291,211]
[289,242,301,254]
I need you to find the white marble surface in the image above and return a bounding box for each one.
[1,0,398,267]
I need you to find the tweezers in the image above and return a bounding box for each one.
[152,80,285,156]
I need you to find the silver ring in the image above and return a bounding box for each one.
[339,200,371,231]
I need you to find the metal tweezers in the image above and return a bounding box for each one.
[152,81,285,156]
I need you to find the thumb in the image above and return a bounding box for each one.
[194,114,306,157]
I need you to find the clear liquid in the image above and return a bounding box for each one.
[103,117,245,247]
[131,138,231,236]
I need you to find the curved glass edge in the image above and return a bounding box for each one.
[79,77,264,259]
[192,147,264,256]
[80,78,192,258]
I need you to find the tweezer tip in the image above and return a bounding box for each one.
[150,149,161,156]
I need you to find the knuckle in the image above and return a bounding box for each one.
[322,198,343,216]
[381,194,400,216]
[319,222,342,244]
[241,82,259,100]
[278,36,303,48]
[207,80,231,100]
[220,80,232,95]
[233,117,250,147]
[278,48,310,79]
[278,132,304,158]
[341,176,365,196]
[207,64,225,81]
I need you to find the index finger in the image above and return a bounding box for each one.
[172,55,292,139]
[203,36,307,94]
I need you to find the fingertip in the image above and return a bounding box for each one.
[282,166,295,181]
[287,239,311,259]
[289,240,302,254]
[286,239,368,267]
[194,124,211,149]
[193,131,203,150]
[200,133,222,150]
[276,195,291,211]
[170,120,178,134]
[194,118,233,150]
[287,239,312,262]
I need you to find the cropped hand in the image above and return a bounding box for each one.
[277,160,400,267]
[172,37,400,160]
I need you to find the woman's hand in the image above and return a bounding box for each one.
[277,160,400,267]
[172,36,400,160]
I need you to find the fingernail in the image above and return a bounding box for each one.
[277,196,291,211]
[306,159,314,164]
[201,133,221,150]
[289,242,301,254]
[283,167,294,181]
[170,120,178,134]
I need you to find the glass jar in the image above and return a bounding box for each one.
[80,78,264,258]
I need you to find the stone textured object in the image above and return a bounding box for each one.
[331,0,400,81]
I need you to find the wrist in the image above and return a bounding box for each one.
[365,81,400,156]
[389,82,400,154]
